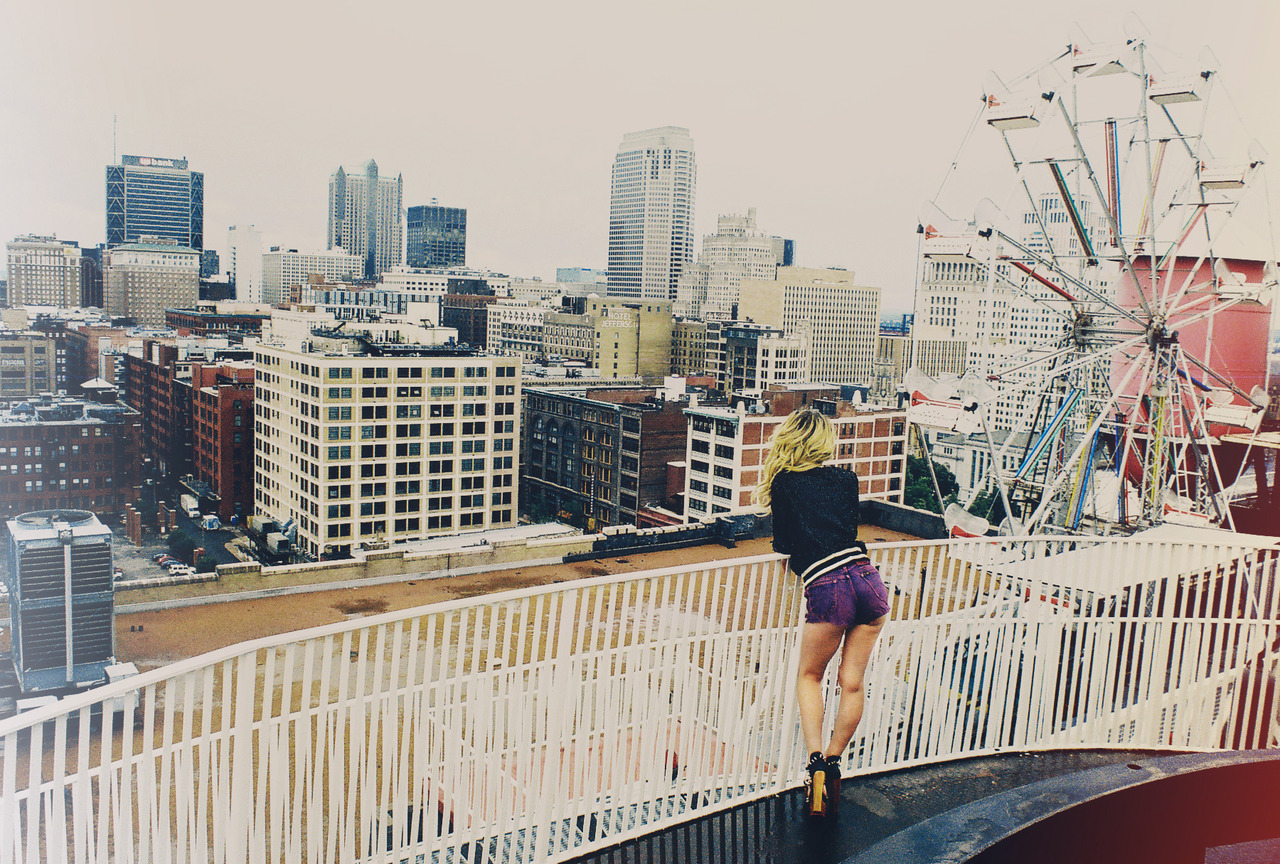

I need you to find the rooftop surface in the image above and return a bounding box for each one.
[566,749,1168,864]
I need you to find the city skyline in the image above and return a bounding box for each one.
[3,1,1279,313]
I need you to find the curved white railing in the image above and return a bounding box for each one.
[2,536,1278,863]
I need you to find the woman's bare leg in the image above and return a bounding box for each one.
[824,615,887,757]
[795,622,846,756]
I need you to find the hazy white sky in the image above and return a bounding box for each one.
[3,0,1278,313]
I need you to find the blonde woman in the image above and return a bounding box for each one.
[755,408,889,818]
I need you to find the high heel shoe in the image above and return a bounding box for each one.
[823,754,842,815]
[805,752,828,818]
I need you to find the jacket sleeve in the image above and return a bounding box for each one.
[770,478,794,555]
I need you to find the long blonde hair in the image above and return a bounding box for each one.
[753,409,837,507]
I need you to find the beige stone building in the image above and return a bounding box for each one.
[738,266,880,385]
[587,296,673,380]
[105,238,199,326]
[671,319,711,376]
[253,325,520,560]
[6,235,82,308]
[0,330,57,396]
[543,310,595,363]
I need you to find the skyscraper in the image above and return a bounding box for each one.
[227,225,264,303]
[327,159,403,279]
[606,127,696,301]
[674,209,780,319]
[406,204,467,268]
[106,155,204,250]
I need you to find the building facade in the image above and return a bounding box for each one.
[227,224,264,303]
[486,302,549,362]
[716,322,809,394]
[521,386,687,528]
[0,331,57,397]
[671,319,711,377]
[406,204,467,269]
[106,154,203,250]
[253,330,520,560]
[674,209,781,319]
[0,391,141,520]
[681,394,907,521]
[187,361,254,522]
[261,248,363,305]
[739,266,881,386]
[104,239,200,327]
[606,127,696,301]
[165,304,270,339]
[440,293,498,348]
[6,236,82,308]
[588,296,673,379]
[327,160,403,279]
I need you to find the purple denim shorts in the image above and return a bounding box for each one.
[804,561,890,628]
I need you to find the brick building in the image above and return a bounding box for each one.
[440,293,497,348]
[0,390,141,520]
[186,360,254,521]
[681,387,907,521]
[165,304,270,339]
[521,386,689,528]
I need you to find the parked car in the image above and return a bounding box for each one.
[151,553,169,562]
[167,563,193,576]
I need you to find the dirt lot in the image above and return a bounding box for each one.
[116,526,921,672]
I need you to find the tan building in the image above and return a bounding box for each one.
[587,296,673,379]
[543,310,595,363]
[6,235,82,308]
[254,326,521,560]
[0,330,57,396]
[486,301,549,362]
[738,266,880,385]
[682,391,907,521]
[105,238,200,326]
[672,319,711,376]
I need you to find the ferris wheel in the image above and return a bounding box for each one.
[910,24,1276,535]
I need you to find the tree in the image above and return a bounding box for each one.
[904,456,959,514]
[195,553,219,574]
[167,531,196,564]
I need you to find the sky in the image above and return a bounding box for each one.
[2,0,1278,314]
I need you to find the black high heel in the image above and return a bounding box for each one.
[805,752,828,818]
[823,755,842,815]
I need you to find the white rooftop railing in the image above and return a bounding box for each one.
[2,536,1278,863]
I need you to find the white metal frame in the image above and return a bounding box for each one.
[3,536,1278,863]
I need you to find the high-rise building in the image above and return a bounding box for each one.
[6,235,82,308]
[606,127,696,300]
[261,248,362,305]
[674,209,780,319]
[327,159,403,279]
[252,326,520,560]
[5,509,116,694]
[106,155,204,250]
[227,225,264,303]
[738,267,881,385]
[104,238,201,326]
[406,204,466,269]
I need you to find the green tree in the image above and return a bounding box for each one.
[167,532,196,564]
[904,456,959,513]
[195,553,219,574]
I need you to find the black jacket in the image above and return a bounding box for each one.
[770,466,866,582]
